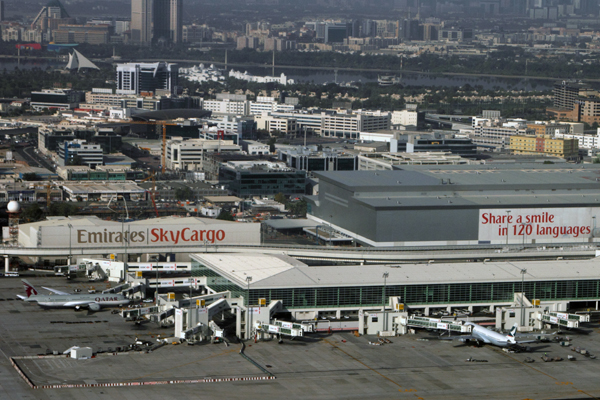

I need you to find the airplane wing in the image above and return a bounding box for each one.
[439,335,476,341]
[515,339,538,344]
[63,300,96,307]
[16,295,26,300]
[42,286,70,295]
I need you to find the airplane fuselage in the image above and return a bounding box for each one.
[469,323,516,347]
[24,294,129,308]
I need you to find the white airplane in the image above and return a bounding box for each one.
[17,279,129,311]
[441,322,539,351]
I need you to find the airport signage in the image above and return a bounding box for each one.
[163,263,176,270]
[436,322,449,330]
[76,227,226,245]
[160,280,175,287]
[478,207,598,243]
[268,325,280,333]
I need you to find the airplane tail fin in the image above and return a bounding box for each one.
[21,279,38,298]
[507,323,518,338]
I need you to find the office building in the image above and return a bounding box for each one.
[130,0,152,44]
[30,89,83,111]
[165,138,241,171]
[116,62,179,95]
[58,139,103,167]
[278,145,357,172]
[152,0,182,43]
[321,110,391,139]
[219,161,306,197]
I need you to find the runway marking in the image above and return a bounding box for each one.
[122,347,238,383]
[323,339,407,393]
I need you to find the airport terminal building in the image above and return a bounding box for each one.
[306,164,600,247]
[190,253,600,325]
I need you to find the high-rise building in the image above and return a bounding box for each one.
[168,0,182,43]
[116,62,179,95]
[131,0,152,44]
[132,0,182,45]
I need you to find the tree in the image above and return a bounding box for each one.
[175,187,194,201]
[21,203,44,222]
[48,202,78,217]
[216,210,235,221]
[274,192,286,204]
[267,137,276,153]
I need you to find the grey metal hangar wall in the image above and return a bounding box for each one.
[307,168,600,247]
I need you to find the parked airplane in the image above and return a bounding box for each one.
[441,322,538,351]
[17,279,129,311]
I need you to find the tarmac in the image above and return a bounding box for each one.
[2,275,600,399]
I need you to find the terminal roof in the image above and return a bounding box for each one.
[191,253,600,289]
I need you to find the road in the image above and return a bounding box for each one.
[14,145,54,172]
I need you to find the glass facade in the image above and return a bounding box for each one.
[220,168,306,197]
[192,260,600,309]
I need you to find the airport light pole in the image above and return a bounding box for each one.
[246,276,252,340]
[505,210,511,246]
[382,272,389,331]
[67,223,72,266]
[520,269,527,327]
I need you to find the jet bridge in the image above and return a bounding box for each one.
[121,306,159,320]
[254,320,305,340]
[403,316,473,333]
[536,311,590,329]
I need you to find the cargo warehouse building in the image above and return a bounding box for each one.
[306,164,600,247]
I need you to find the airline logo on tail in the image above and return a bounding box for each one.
[22,280,38,298]
[508,323,518,338]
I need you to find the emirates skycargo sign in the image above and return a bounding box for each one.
[76,227,226,245]
[479,207,598,242]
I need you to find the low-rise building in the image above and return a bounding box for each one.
[358,151,472,170]
[56,165,145,181]
[255,113,298,136]
[57,139,103,167]
[219,160,306,197]
[202,99,249,115]
[241,140,270,155]
[321,110,391,139]
[555,130,600,150]
[61,181,146,202]
[31,89,83,111]
[138,180,228,202]
[509,134,579,160]
[391,131,477,157]
[165,138,241,171]
[277,145,357,172]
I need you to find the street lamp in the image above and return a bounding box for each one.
[382,272,389,331]
[520,269,527,327]
[246,276,252,340]
[505,210,511,246]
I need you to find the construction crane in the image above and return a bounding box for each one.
[127,120,178,174]
[46,178,52,208]
[140,172,159,217]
